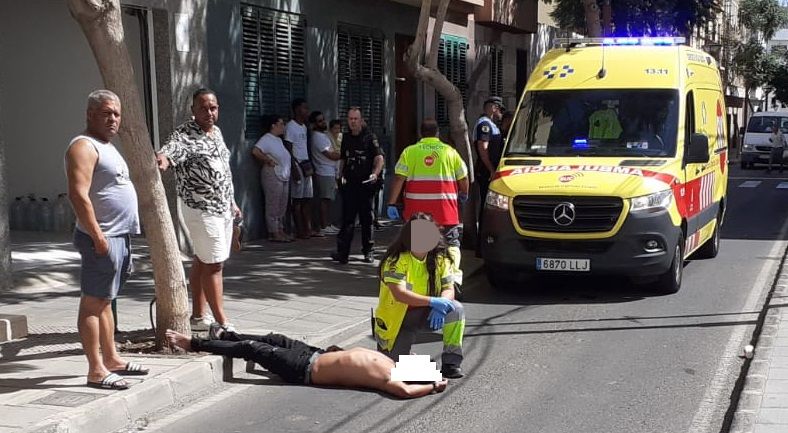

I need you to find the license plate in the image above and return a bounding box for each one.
[536,258,590,272]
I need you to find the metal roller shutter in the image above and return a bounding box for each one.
[436,35,468,127]
[241,4,307,139]
[337,24,385,137]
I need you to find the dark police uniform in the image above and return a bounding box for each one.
[474,115,503,213]
[335,127,383,261]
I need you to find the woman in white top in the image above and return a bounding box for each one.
[252,115,293,242]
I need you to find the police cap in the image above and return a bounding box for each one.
[484,96,505,111]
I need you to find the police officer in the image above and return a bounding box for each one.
[475,96,504,208]
[331,107,384,264]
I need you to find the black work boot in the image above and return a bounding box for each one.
[441,364,463,379]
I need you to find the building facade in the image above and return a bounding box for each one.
[0,0,558,241]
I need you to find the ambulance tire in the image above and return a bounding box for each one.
[695,215,722,259]
[655,235,684,295]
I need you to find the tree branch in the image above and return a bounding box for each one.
[427,0,449,70]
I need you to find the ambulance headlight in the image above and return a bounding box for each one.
[630,190,672,212]
[485,190,510,211]
[743,144,754,151]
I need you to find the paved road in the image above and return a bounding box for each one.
[142,165,788,433]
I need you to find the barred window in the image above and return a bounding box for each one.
[241,5,307,139]
[337,24,385,136]
[435,35,468,127]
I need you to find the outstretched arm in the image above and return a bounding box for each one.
[384,380,448,399]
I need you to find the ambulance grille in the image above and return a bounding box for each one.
[512,196,624,233]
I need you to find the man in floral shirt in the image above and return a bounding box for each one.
[156,88,241,333]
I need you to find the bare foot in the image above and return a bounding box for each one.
[165,329,192,352]
[435,380,448,393]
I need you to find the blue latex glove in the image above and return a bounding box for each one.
[429,297,455,315]
[458,191,469,204]
[386,205,400,220]
[427,308,447,330]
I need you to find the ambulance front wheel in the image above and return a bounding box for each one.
[654,234,684,295]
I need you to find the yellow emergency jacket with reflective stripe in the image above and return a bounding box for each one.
[374,252,454,351]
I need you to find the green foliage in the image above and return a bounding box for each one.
[543,0,715,36]
[768,56,788,106]
[733,39,781,89]
[739,0,788,41]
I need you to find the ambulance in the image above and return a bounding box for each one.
[480,37,728,294]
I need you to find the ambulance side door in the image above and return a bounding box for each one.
[683,89,716,251]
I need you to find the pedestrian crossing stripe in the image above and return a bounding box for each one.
[778,182,788,189]
[739,181,761,188]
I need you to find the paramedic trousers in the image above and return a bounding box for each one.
[380,301,465,367]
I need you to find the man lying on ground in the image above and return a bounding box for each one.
[165,327,447,399]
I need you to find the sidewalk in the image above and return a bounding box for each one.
[0,228,483,433]
[730,248,788,433]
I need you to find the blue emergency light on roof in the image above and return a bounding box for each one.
[573,138,589,149]
[557,37,686,48]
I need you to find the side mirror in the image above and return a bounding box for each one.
[685,133,710,164]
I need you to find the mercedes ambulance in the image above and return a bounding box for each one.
[480,37,728,294]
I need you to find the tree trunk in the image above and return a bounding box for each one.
[405,0,477,246]
[583,0,603,37]
[68,0,189,349]
[601,0,612,36]
[0,137,10,292]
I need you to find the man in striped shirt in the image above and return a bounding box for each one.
[386,118,469,294]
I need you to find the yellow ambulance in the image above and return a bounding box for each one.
[480,37,728,294]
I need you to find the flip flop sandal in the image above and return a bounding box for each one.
[111,361,149,376]
[86,373,129,390]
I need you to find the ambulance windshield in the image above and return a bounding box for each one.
[507,89,679,157]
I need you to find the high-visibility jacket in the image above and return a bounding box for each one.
[588,108,623,139]
[394,137,468,226]
[374,252,454,351]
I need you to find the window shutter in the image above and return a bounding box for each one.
[337,24,386,137]
[436,35,468,127]
[489,46,504,98]
[241,4,307,139]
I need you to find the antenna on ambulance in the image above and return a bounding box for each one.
[598,41,607,79]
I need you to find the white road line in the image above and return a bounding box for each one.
[731,176,788,181]
[777,182,788,189]
[688,221,788,432]
[739,181,762,188]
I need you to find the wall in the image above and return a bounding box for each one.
[206,0,421,239]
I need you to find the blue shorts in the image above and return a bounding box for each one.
[74,230,132,300]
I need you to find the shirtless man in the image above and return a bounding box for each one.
[165,328,447,399]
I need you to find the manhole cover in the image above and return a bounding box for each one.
[32,391,101,407]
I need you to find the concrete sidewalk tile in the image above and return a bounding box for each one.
[758,408,788,424]
[318,305,374,318]
[769,348,788,358]
[253,306,308,319]
[303,311,364,326]
[158,359,218,398]
[0,426,23,433]
[750,360,771,377]
[745,375,767,392]
[738,391,765,411]
[754,423,788,433]
[768,368,788,380]
[774,325,788,338]
[765,379,788,394]
[730,412,755,433]
[0,405,63,428]
[772,337,788,347]
[0,388,53,405]
[761,392,788,408]
[121,378,175,421]
[58,396,131,433]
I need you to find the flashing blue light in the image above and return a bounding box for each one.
[616,37,639,45]
[573,138,589,149]
[599,37,684,46]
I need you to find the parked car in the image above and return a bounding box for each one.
[741,112,788,169]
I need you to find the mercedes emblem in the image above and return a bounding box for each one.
[553,202,576,226]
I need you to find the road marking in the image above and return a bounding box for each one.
[739,180,761,188]
[730,176,788,181]
[777,182,788,189]
[688,223,788,432]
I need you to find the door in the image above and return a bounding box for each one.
[395,34,417,158]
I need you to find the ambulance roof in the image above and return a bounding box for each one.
[527,39,720,92]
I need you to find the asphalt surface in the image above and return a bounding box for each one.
[143,165,788,433]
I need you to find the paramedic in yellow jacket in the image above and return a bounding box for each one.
[374,213,466,379]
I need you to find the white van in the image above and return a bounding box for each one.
[741,111,788,169]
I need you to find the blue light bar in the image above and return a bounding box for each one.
[573,138,589,149]
[561,37,686,48]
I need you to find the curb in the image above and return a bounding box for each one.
[728,249,788,433]
[26,356,223,433]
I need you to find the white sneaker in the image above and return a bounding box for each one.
[321,225,340,235]
[221,322,237,334]
[190,315,212,331]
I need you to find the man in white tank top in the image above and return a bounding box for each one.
[65,90,145,391]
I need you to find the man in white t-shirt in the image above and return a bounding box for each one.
[309,111,341,235]
[286,98,320,239]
